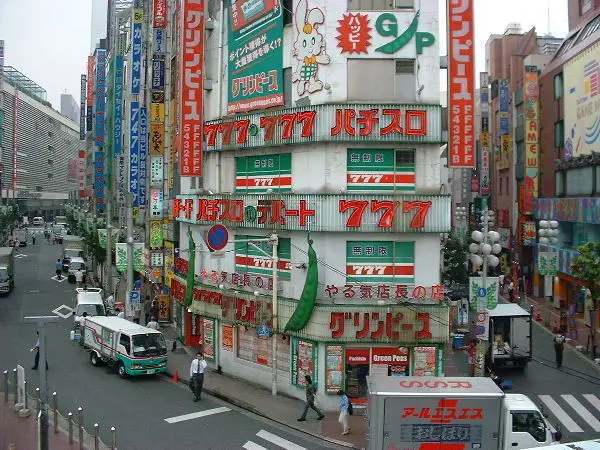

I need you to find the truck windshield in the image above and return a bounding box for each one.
[511,411,547,442]
[132,334,167,357]
[75,304,106,317]
[0,268,8,282]
[65,250,83,259]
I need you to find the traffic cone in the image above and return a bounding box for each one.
[172,370,180,383]
[535,309,542,322]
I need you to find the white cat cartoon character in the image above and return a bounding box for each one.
[292,0,330,96]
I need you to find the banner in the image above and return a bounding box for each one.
[152,60,165,90]
[164,241,174,287]
[469,277,500,311]
[86,56,94,132]
[538,252,558,276]
[94,49,107,147]
[139,107,148,208]
[113,55,124,155]
[227,0,284,114]
[78,150,85,198]
[153,0,167,28]
[130,101,140,206]
[447,0,475,167]
[131,9,143,94]
[94,151,104,212]
[154,29,166,55]
[116,242,145,272]
[480,73,490,196]
[79,75,86,140]
[523,68,539,215]
[180,0,204,176]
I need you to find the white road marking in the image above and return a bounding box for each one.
[538,395,584,432]
[52,305,73,319]
[29,290,40,293]
[163,406,231,423]
[256,430,307,450]
[51,276,67,283]
[583,394,600,414]
[562,394,600,432]
[242,442,268,450]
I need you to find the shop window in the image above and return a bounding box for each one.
[235,153,292,193]
[348,59,416,102]
[237,326,290,371]
[235,235,291,280]
[554,120,564,147]
[347,149,415,192]
[283,0,293,25]
[346,241,415,285]
[345,348,370,399]
[291,338,318,388]
[554,73,563,99]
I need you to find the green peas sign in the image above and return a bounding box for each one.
[336,10,436,58]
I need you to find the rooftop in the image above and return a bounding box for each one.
[2,66,49,105]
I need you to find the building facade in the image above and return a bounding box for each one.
[0,66,84,216]
[60,93,79,123]
[172,0,449,409]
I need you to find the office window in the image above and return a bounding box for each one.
[283,0,292,25]
[581,0,593,14]
[348,59,415,102]
[554,121,564,147]
[554,73,563,99]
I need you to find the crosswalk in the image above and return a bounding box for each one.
[538,393,600,434]
[243,430,307,450]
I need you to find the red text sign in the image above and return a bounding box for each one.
[153,0,167,28]
[329,311,432,340]
[401,399,484,424]
[324,284,444,301]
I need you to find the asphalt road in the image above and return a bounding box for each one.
[491,308,600,443]
[0,239,344,450]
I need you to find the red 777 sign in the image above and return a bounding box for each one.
[339,200,432,229]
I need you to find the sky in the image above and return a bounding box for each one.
[0,0,570,110]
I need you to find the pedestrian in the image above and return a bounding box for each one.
[146,316,159,330]
[297,375,324,421]
[55,258,62,279]
[133,306,141,324]
[32,234,36,245]
[336,389,350,435]
[460,339,478,376]
[106,294,115,311]
[143,295,152,324]
[150,300,159,323]
[553,328,566,368]
[189,351,207,402]
[508,280,515,302]
[30,331,48,370]
[75,268,84,288]
[115,308,125,318]
[550,430,562,445]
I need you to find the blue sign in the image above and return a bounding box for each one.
[128,290,140,304]
[130,101,140,206]
[152,60,165,90]
[206,224,229,251]
[94,49,107,146]
[131,10,142,94]
[499,85,509,135]
[500,117,510,132]
[257,323,272,338]
[154,29,166,55]
[138,107,148,208]
[94,151,105,212]
[113,55,124,155]
[477,287,487,297]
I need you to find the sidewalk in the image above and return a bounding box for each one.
[161,326,366,450]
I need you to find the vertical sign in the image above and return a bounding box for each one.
[480,72,490,196]
[153,0,167,28]
[94,49,107,147]
[12,92,18,193]
[0,40,4,91]
[132,9,143,95]
[523,67,539,215]
[113,55,124,155]
[152,60,165,90]
[154,29,166,56]
[95,151,105,212]
[180,0,205,176]
[79,75,87,140]
[130,101,140,205]
[78,150,86,198]
[447,0,475,167]
[86,56,94,132]
[139,107,148,208]
[499,79,510,160]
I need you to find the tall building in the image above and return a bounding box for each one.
[0,66,84,216]
[60,93,79,123]
[172,0,449,408]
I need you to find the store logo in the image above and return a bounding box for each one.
[401,399,484,424]
[348,355,368,363]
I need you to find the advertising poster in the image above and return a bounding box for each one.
[94,49,107,147]
[150,188,164,219]
[113,56,124,154]
[203,318,215,360]
[139,107,148,208]
[523,68,539,214]
[153,0,167,28]
[86,56,94,132]
[412,346,436,376]
[150,220,164,249]
[325,345,343,393]
[94,151,104,213]
[158,294,169,321]
[291,338,318,388]
[131,9,143,94]
[152,60,165,90]
[79,74,86,140]
[371,347,409,377]
[227,0,284,114]
[180,0,204,176]
[129,101,140,206]
[164,241,174,287]
[222,325,234,352]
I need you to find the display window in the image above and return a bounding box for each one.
[291,338,318,388]
[370,347,409,377]
[183,313,216,360]
[345,348,370,399]
[412,346,440,376]
[325,345,344,394]
[236,326,290,371]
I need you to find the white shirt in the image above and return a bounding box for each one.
[147,321,159,330]
[117,312,125,318]
[75,271,84,282]
[189,358,207,377]
[106,295,114,307]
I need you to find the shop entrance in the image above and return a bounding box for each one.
[345,348,369,399]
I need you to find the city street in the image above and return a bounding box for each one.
[0,239,345,450]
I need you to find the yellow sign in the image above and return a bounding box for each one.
[151,123,165,155]
[524,70,539,207]
[164,241,174,287]
[497,158,510,170]
[151,103,165,123]
[501,135,511,154]
[133,8,143,23]
[480,132,489,148]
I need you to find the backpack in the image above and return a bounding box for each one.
[348,401,353,415]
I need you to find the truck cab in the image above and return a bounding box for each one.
[0,247,15,294]
[502,394,554,449]
[68,257,87,283]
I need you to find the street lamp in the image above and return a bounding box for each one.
[538,220,559,245]
[454,206,468,240]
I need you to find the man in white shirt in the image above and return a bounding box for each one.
[75,269,84,288]
[189,352,207,402]
[146,316,159,330]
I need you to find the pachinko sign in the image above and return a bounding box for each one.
[447,0,475,167]
[180,0,204,176]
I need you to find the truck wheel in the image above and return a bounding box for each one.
[90,352,99,366]
[117,362,127,378]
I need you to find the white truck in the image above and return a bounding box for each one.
[83,316,168,378]
[62,235,85,271]
[366,376,556,450]
[525,440,600,449]
[488,303,533,370]
[0,247,15,294]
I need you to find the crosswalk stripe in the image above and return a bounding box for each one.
[583,394,600,414]
[164,406,231,423]
[562,395,600,432]
[242,442,268,450]
[538,395,584,432]
[256,430,307,450]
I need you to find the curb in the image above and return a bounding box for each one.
[163,369,362,449]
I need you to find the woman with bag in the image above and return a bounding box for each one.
[297,375,324,421]
[337,389,350,435]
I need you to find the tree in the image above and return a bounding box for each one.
[442,234,468,286]
[571,242,600,309]
[83,227,106,284]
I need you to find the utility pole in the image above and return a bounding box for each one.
[270,233,279,397]
[126,191,134,317]
[23,315,59,450]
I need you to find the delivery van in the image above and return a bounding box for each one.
[524,439,600,449]
[73,287,105,328]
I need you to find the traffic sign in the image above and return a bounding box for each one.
[206,224,229,251]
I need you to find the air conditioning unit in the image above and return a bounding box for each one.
[204,79,213,90]
[205,17,215,31]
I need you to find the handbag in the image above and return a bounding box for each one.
[189,378,194,391]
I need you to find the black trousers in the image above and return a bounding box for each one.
[555,347,563,368]
[193,373,204,399]
[33,351,48,369]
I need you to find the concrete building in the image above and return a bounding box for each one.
[0,66,84,217]
[173,0,449,409]
[536,4,600,334]
[60,93,79,123]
